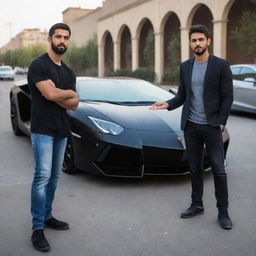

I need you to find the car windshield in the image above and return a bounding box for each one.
[76,79,174,105]
[0,67,12,71]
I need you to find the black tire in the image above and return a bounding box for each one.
[63,138,77,174]
[10,97,23,136]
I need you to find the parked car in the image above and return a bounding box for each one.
[230,64,256,114]
[14,66,27,74]
[10,77,230,177]
[0,65,14,80]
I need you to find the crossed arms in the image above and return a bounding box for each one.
[36,79,79,111]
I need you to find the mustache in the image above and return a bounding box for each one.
[57,43,66,47]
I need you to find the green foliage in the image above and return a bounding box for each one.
[63,35,98,75]
[0,35,98,75]
[143,30,155,69]
[163,71,179,85]
[132,68,155,82]
[0,43,47,67]
[84,35,98,68]
[231,9,256,58]
[63,44,87,74]
[108,69,133,77]
[164,34,181,85]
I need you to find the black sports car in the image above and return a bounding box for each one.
[10,77,230,177]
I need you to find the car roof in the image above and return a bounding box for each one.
[0,65,12,69]
[230,64,256,70]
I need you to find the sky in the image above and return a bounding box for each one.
[0,0,104,48]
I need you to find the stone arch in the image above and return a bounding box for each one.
[226,0,255,64]
[136,18,155,69]
[222,0,236,20]
[187,3,214,56]
[117,25,132,70]
[102,31,114,75]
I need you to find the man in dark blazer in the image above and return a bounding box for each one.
[150,25,233,229]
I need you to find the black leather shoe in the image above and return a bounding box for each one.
[180,205,204,218]
[45,217,69,230]
[218,212,232,229]
[31,229,50,252]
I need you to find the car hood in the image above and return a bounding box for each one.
[81,102,182,132]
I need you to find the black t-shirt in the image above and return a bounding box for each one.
[27,53,76,137]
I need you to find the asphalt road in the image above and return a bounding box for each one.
[0,75,256,256]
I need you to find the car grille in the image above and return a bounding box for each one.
[143,146,189,174]
[95,145,142,177]
[95,144,211,177]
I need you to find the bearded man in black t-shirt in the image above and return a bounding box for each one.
[27,23,79,252]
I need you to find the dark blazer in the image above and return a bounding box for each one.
[167,55,233,130]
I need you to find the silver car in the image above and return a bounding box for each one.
[0,65,15,80]
[230,64,256,114]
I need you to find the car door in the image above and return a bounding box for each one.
[232,66,256,112]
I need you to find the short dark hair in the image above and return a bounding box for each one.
[189,25,210,40]
[48,23,71,37]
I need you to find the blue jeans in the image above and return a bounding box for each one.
[31,133,67,231]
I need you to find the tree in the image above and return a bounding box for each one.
[143,29,155,69]
[84,35,98,68]
[168,34,180,73]
[231,1,256,60]
[63,34,98,75]
[162,34,181,84]
[0,43,47,67]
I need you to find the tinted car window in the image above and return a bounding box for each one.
[77,79,173,104]
[240,67,256,75]
[230,67,241,75]
[231,66,256,81]
[0,67,13,72]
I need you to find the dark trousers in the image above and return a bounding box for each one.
[184,121,228,210]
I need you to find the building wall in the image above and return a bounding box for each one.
[63,7,93,25]
[70,9,101,47]
[63,7,100,46]
[0,29,48,53]
[100,0,143,18]
[62,0,254,81]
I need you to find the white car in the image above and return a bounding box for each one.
[14,66,27,74]
[230,64,256,114]
[0,65,15,80]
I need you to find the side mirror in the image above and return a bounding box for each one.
[169,88,177,95]
[244,77,256,85]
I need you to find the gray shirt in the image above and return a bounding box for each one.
[188,60,208,124]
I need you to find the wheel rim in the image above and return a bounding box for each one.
[10,99,18,131]
[63,140,73,170]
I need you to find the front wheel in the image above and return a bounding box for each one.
[10,97,23,136]
[63,138,77,174]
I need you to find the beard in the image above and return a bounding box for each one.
[194,46,208,56]
[51,42,68,55]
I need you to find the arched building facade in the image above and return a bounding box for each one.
[64,0,255,82]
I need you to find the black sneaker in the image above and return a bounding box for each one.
[180,205,204,218]
[31,229,50,252]
[218,211,232,229]
[45,217,69,230]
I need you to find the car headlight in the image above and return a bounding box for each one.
[88,116,124,135]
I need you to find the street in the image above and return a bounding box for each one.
[0,75,256,256]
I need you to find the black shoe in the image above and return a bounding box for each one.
[31,229,50,252]
[218,211,232,229]
[180,205,204,218]
[45,217,69,230]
